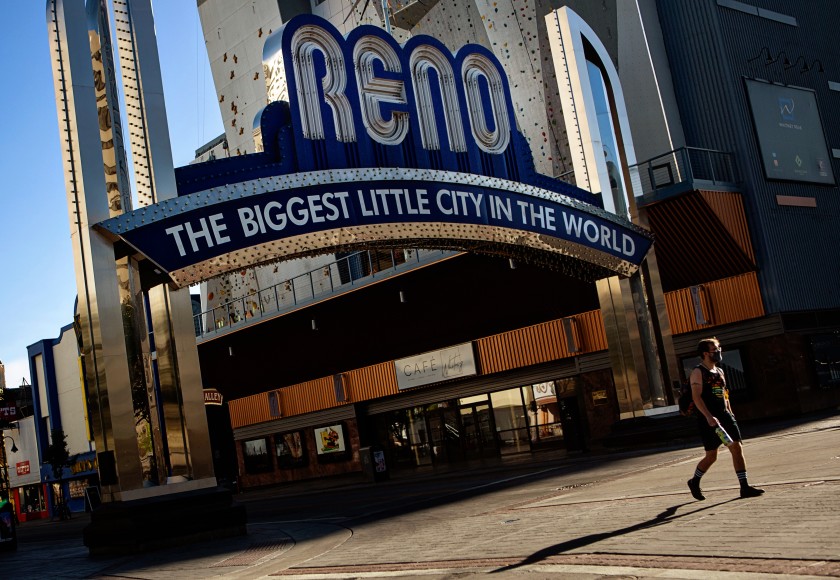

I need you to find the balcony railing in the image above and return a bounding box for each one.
[194,248,455,340]
[632,147,739,203]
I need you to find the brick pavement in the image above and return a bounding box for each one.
[5,412,839,579]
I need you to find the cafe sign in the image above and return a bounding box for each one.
[395,342,477,390]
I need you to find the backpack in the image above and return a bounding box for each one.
[678,379,696,417]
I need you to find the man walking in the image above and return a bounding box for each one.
[687,337,764,500]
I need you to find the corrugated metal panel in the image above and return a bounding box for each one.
[282,376,345,416]
[655,0,840,313]
[234,405,357,441]
[665,272,765,334]
[576,310,609,351]
[475,310,606,374]
[229,390,280,429]
[643,191,755,290]
[699,190,755,263]
[229,377,350,430]
[346,362,400,401]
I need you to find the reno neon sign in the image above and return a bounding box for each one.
[98,15,654,288]
[261,15,540,188]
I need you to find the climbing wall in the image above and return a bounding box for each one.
[199,1,336,317]
[195,0,589,318]
[408,0,574,181]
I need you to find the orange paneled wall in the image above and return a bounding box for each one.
[229,278,766,430]
[475,310,606,374]
[665,272,765,334]
[229,310,607,429]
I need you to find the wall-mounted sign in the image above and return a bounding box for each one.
[96,14,652,288]
[70,458,97,475]
[745,79,835,185]
[101,171,651,287]
[16,461,30,476]
[203,388,224,406]
[533,381,557,404]
[315,424,347,455]
[592,389,609,405]
[395,342,477,390]
[0,401,18,421]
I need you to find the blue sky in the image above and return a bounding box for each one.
[0,2,222,387]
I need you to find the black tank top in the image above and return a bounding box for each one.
[696,364,728,416]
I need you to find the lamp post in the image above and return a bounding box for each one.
[1,433,17,502]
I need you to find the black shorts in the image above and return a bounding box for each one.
[697,411,742,451]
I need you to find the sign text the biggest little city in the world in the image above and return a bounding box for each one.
[162,184,638,267]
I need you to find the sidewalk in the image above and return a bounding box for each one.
[6,410,840,579]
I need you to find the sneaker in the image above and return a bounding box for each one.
[740,485,765,498]
[687,478,705,501]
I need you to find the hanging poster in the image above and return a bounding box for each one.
[315,424,346,455]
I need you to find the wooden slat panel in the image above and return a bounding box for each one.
[700,190,755,263]
[282,377,338,416]
[643,191,755,290]
[345,362,399,401]
[475,309,606,374]
[578,310,608,351]
[229,392,275,429]
[665,272,765,334]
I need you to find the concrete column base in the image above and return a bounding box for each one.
[83,486,247,557]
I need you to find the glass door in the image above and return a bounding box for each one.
[460,403,498,460]
[427,405,461,463]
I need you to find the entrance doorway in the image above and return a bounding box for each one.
[422,400,500,464]
[426,406,461,463]
[459,402,498,460]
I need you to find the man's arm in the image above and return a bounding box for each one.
[690,367,717,427]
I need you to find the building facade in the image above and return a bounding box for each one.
[23,324,99,517]
[184,0,840,490]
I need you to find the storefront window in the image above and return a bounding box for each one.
[371,377,594,468]
[380,410,414,468]
[407,407,432,466]
[243,438,273,473]
[490,388,530,455]
[274,431,308,468]
[68,479,87,500]
[525,381,564,446]
[21,485,45,515]
[811,333,840,388]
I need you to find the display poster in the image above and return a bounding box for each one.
[315,424,346,455]
[745,79,834,185]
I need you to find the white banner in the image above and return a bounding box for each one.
[395,342,477,390]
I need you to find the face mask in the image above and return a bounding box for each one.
[712,351,723,363]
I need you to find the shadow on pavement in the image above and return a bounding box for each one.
[490,498,740,573]
[14,410,837,559]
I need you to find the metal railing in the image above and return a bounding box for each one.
[194,248,453,339]
[632,147,738,199]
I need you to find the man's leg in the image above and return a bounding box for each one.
[727,442,764,498]
[688,449,717,500]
